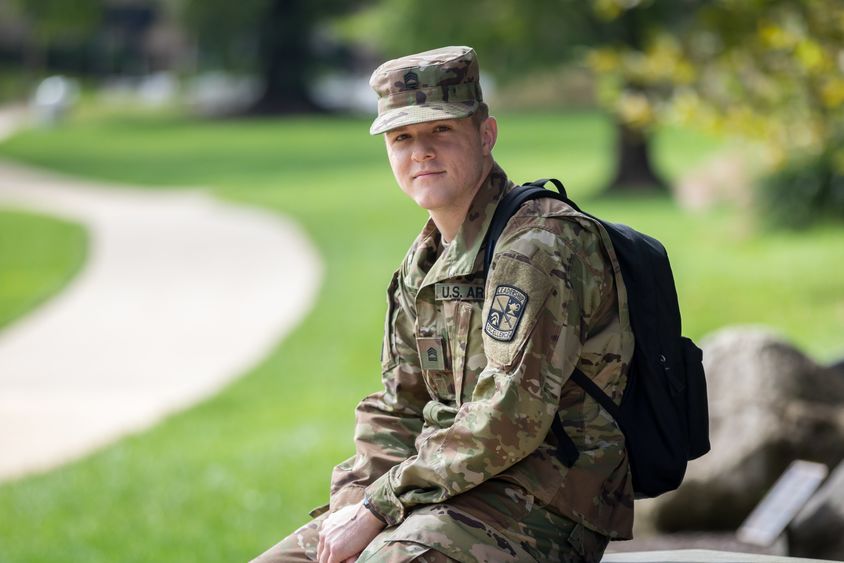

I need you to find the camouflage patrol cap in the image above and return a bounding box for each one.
[369,46,483,135]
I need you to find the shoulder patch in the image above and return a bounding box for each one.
[484,285,528,342]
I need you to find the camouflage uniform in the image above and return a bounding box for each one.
[253,47,634,563]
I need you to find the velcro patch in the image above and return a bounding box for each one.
[417,336,446,371]
[484,285,528,342]
[434,283,485,301]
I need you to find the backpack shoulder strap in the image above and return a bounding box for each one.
[483,179,575,278]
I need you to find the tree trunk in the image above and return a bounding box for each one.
[22,27,46,84]
[605,118,667,192]
[246,0,323,114]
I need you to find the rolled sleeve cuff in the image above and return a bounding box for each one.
[329,485,366,512]
[364,473,405,527]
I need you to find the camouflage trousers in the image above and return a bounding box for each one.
[251,480,609,563]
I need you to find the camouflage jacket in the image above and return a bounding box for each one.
[329,163,635,539]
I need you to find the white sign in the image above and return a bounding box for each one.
[737,459,829,546]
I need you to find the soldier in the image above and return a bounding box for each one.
[253,46,634,563]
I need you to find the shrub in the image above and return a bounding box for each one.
[758,151,844,229]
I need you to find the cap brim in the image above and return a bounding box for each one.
[370,101,479,135]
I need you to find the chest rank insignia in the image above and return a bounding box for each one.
[484,285,528,342]
[417,336,446,371]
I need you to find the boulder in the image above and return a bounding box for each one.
[635,327,844,535]
[788,460,844,560]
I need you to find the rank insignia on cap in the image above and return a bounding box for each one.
[403,71,419,89]
[484,285,528,342]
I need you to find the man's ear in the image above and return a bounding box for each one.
[480,116,498,156]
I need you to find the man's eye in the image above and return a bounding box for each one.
[433,125,451,132]
[393,133,409,142]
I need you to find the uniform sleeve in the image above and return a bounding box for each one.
[328,269,430,511]
[363,224,608,526]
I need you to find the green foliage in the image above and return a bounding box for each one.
[670,1,844,156]
[0,65,31,104]
[0,209,87,329]
[0,110,841,561]
[9,0,103,42]
[171,0,368,111]
[339,0,584,73]
[173,0,272,68]
[758,151,844,229]
[174,0,362,70]
[344,0,701,84]
[604,0,844,224]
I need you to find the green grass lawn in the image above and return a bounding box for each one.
[0,209,87,330]
[0,109,841,562]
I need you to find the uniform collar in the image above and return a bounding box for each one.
[407,162,514,289]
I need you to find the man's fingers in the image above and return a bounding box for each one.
[316,533,325,563]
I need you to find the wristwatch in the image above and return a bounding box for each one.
[362,495,388,524]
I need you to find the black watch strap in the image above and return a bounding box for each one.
[362,496,388,524]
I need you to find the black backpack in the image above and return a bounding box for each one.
[483,178,710,498]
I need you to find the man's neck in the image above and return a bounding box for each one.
[430,160,493,243]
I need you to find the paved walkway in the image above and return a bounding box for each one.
[0,104,27,141]
[0,158,323,482]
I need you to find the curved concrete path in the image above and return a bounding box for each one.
[0,158,323,482]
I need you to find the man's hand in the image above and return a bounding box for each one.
[317,500,387,563]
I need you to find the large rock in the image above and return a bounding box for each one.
[788,460,844,559]
[635,327,844,535]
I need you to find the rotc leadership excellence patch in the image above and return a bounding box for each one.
[484,285,528,342]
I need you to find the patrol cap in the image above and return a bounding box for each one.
[369,46,483,135]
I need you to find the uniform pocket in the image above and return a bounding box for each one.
[682,337,710,460]
[566,523,610,563]
[373,480,537,563]
[381,270,400,372]
[450,301,474,404]
[417,333,456,402]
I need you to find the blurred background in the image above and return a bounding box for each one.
[0,0,843,561]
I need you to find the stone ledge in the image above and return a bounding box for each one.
[602,550,831,562]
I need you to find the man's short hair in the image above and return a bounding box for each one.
[470,103,489,129]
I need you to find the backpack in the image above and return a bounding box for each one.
[483,178,710,498]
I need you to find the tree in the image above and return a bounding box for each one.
[9,0,104,77]
[579,1,699,192]
[175,0,364,114]
[624,0,844,225]
[344,0,706,192]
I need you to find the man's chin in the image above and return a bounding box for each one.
[406,190,437,209]
[414,196,445,211]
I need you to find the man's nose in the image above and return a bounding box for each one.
[411,139,435,162]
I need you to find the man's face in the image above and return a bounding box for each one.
[384,116,496,214]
